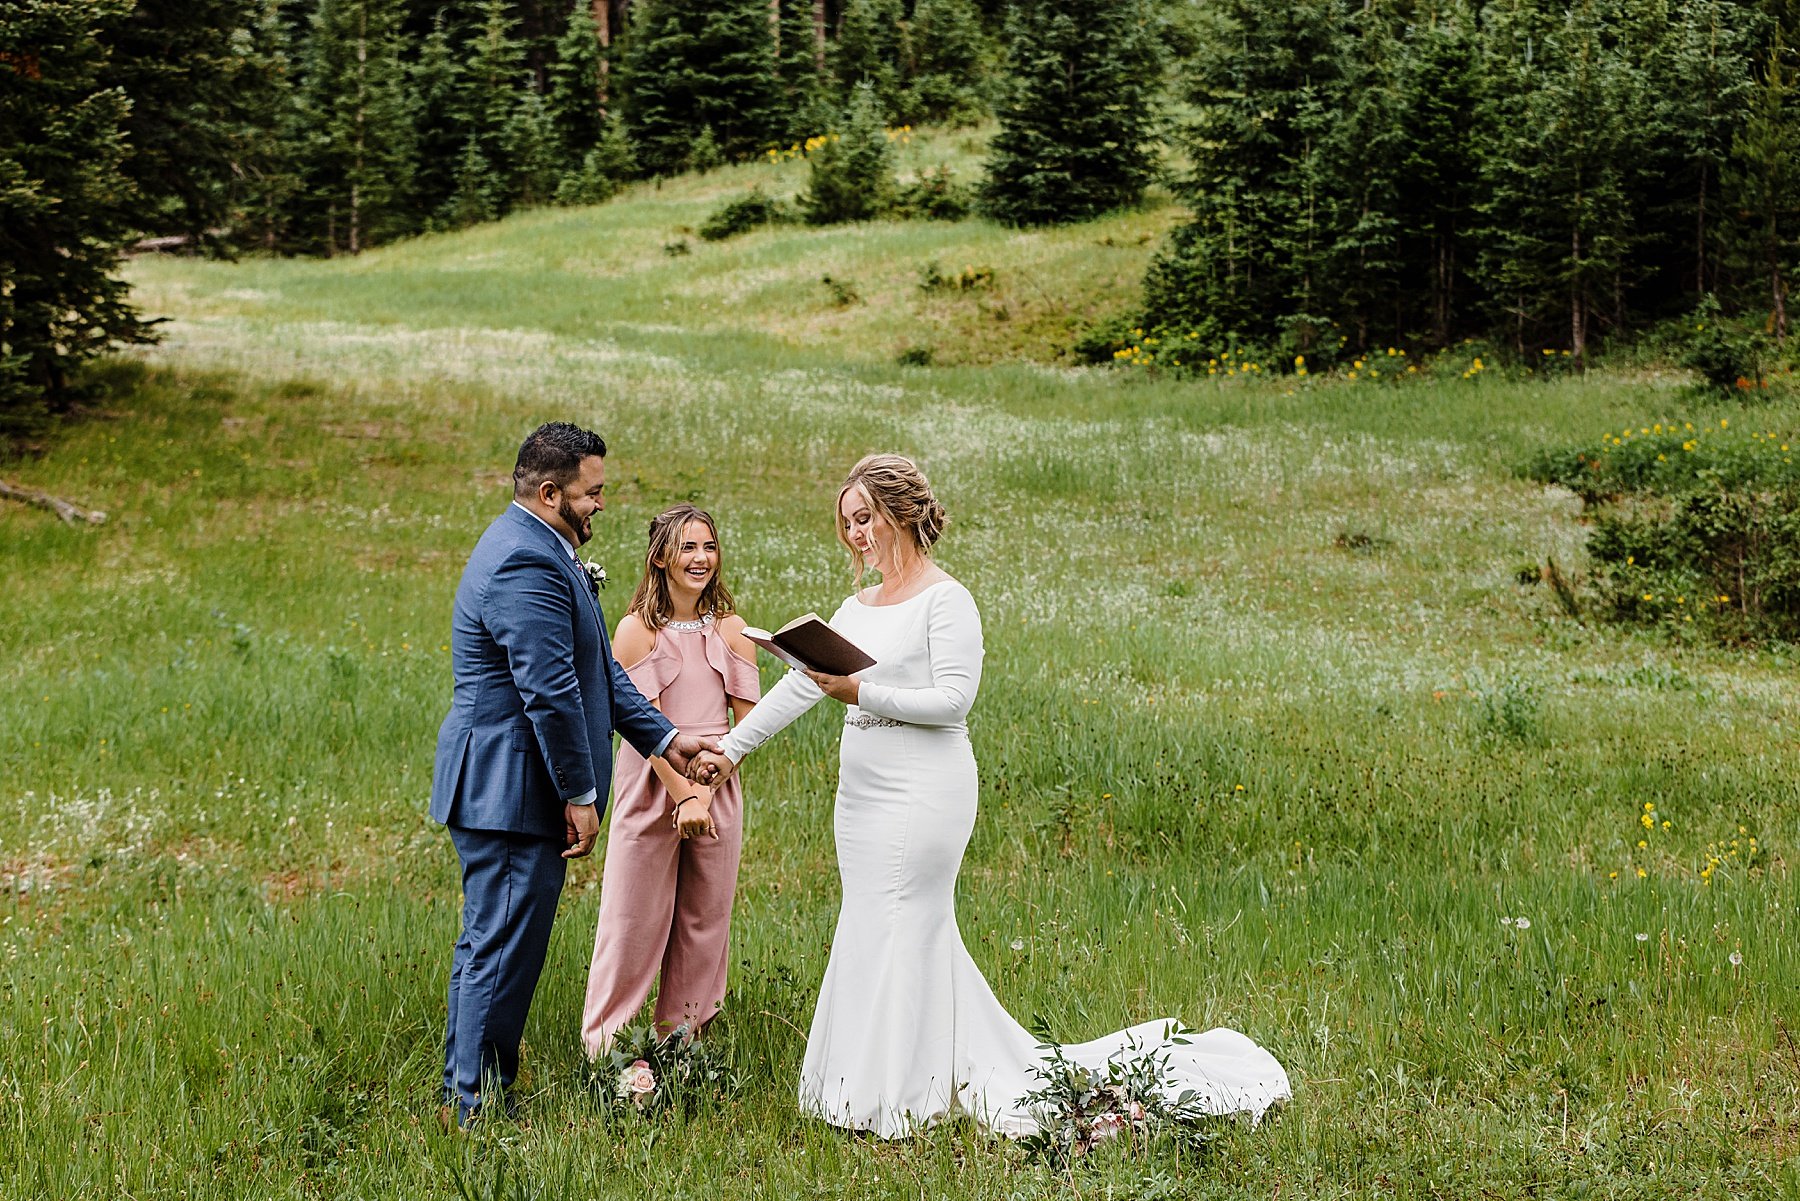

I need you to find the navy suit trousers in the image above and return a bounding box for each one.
[444,825,567,1118]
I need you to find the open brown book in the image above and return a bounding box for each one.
[741,613,876,676]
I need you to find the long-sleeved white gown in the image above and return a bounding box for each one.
[720,579,1291,1138]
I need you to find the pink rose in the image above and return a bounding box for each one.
[620,1059,656,1104]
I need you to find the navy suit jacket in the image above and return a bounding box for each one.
[430,505,674,840]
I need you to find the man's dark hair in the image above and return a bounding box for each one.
[513,422,606,497]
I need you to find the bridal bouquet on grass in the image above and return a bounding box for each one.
[593,1022,739,1120]
[1017,1027,1230,1167]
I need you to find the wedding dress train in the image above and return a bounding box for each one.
[720,580,1291,1138]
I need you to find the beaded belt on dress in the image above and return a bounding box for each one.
[844,713,904,730]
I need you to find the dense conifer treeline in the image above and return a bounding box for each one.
[174,0,997,255]
[4,0,1799,427]
[1144,0,1800,363]
[1,0,1001,420]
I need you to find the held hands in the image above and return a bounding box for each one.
[672,789,717,840]
[660,732,719,779]
[562,800,600,859]
[688,749,736,788]
[802,668,861,705]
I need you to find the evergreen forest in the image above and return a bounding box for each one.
[5,0,1800,421]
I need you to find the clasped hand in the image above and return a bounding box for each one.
[682,671,862,788]
[688,749,735,788]
[660,732,719,779]
[672,788,716,840]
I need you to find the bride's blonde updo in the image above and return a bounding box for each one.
[836,454,947,582]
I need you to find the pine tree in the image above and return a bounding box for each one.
[1392,5,1483,347]
[689,126,724,173]
[620,0,696,176]
[443,133,500,227]
[777,0,831,140]
[593,114,638,180]
[832,0,905,118]
[1478,0,1649,361]
[1727,32,1800,341]
[548,0,604,166]
[1645,0,1757,305]
[505,81,562,207]
[236,0,307,252]
[623,0,783,176]
[298,0,416,255]
[905,0,991,126]
[409,12,465,224]
[805,81,897,223]
[1143,0,1338,344]
[1137,0,1781,357]
[95,0,278,251]
[461,0,526,193]
[694,0,786,159]
[978,0,1161,227]
[1313,5,1409,352]
[553,113,636,205]
[1,0,152,429]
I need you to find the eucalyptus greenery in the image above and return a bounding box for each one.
[591,1023,742,1122]
[1015,1028,1232,1169]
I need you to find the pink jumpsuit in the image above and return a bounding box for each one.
[580,616,761,1055]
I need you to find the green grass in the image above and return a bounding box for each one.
[3,132,1797,1198]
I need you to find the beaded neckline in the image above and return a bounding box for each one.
[664,614,714,632]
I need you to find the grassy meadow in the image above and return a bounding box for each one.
[3,136,1798,1198]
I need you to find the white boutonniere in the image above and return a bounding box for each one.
[581,559,607,592]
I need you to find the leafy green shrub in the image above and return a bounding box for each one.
[917,261,994,293]
[820,275,860,306]
[1529,417,1800,643]
[688,126,724,174]
[1069,316,1139,366]
[1683,296,1767,393]
[698,189,790,241]
[892,166,974,220]
[1586,488,1800,643]
[1466,670,1544,745]
[1526,419,1800,503]
[896,345,934,366]
[555,146,622,207]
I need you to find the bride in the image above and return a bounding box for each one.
[694,454,1290,1138]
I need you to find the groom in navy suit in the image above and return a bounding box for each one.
[432,421,711,1125]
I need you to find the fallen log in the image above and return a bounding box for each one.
[0,479,107,524]
[130,234,195,253]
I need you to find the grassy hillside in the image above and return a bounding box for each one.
[3,134,1797,1199]
[127,131,1170,372]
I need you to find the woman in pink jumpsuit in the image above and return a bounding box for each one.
[581,505,761,1055]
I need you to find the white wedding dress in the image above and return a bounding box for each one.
[719,579,1291,1138]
